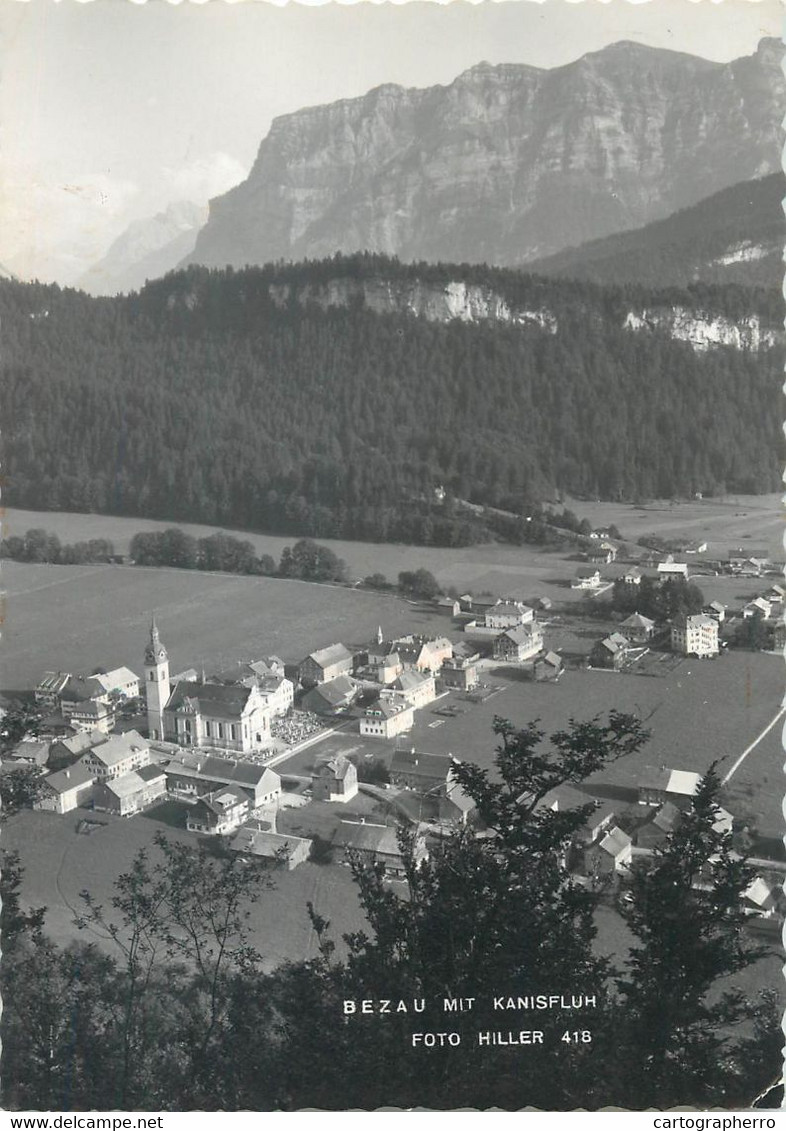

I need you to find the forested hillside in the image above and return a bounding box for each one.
[530,175,784,289]
[0,257,780,546]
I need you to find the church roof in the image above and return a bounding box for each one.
[165,680,254,719]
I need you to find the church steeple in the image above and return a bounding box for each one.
[144,616,170,741]
[145,615,168,665]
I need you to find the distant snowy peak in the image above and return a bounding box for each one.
[80,201,208,296]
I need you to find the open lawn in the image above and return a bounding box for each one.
[563,493,783,560]
[0,560,456,691]
[2,806,366,973]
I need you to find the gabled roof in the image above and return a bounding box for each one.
[60,676,106,704]
[652,800,682,833]
[332,822,405,856]
[443,771,475,814]
[230,826,311,858]
[575,567,600,579]
[55,730,108,757]
[598,826,631,858]
[642,767,701,797]
[540,651,562,667]
[305,643,353,669]
[94,667,139,692]
[166,752,280,791]
[706,601,725,613]
[744,876,776,908]
[137,763,167,783]
[166,680,255,718]
[101,771,148,800]
[394,669,433,692]
[319,755,355,780]
[673,614,717,630]
[390,748,452,781]
[365,697,411,720]
[44,763,95,795]
[303,675,356,709]
[84,730,148,769]
[195,785,249,815]
[499,625,539,644]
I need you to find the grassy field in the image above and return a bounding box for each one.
[9,499,782,600]
[562,493,784,560]
[0,560,459,692]
[2,806,366,973]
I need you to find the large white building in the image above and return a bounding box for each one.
[143,620,272,752]
[670,614,719,657]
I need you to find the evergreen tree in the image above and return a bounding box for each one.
[610,765,767,1108]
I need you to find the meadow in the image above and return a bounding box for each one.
[2,806,366,974]
[0,560,455,692]
[6,495,783,587]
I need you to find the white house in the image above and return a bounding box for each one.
[670,614,719,657]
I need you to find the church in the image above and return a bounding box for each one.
[144,619,272,754]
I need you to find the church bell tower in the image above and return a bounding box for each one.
[144,616,170,741]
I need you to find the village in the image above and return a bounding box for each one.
[4,525,784,944]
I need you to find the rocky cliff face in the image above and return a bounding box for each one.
[186,38,783,272]
[263,273,776,353]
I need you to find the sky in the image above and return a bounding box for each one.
[0,0,781,285]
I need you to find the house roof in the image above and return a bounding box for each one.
[598,826,631,858]
[305,643,353,669]
[102,771,148,800]
[595,637,622,656]
[674,614,717,630]
[60,675,106,704]
[44,763,95,795]
[540,651,562,668]
[500,625,538,644]
[319,756,355,781]
[94,667,139,692]
[624,567,642,578]
[137,763,167,784]
[744,877,776,908]
[195,786,249,815]
[9,740,50,765]
[303,675,356,710]
[620,613,655,630]
[36,671,71,695]
[166,752,280,792]
[642,767,702,797]
[85,730,148,769]
[55,730,108,757]
[332,822,405,856]
[390,748,453,782]
[230,827,311,858]
[166,680,255,718]
[394,669,432,692]
[575,567,600,579]
[653,801,682,833]
[365,697,412,720]
[443,772,475,814]
[489,600,529,617]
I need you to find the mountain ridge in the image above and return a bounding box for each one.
[185,37,783,272]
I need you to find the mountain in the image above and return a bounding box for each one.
[0,257,780,547]
[80,201,207,296]
[529,174,784,288]
[185,38,783,273]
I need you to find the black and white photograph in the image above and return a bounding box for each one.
[0,0,783,1114]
